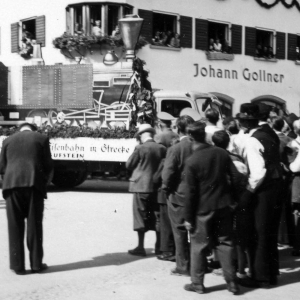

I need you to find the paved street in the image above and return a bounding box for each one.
[0,179,299,300]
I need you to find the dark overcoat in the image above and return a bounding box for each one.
[184,144,243,223]
[126,139,166,193]
[0,131,53,198]
[162,137,193,206]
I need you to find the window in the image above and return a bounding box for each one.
[11,16,46,54]
[195,19,242,55]
[151,12,179,48]
[245,27,285,60]
[67,3,133,36]
[138,9,192,49]
[161,99,191,118]
[207,21,231,53]
[22,19,36,40]
[255,29,275,59]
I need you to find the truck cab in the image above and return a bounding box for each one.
[153,90,223,124]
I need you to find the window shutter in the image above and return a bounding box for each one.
[138,9,153,43]
[231,24,242,54]
[0,62,8,106]
[35,15,46,47]
[276,31,285,60]
[11,22,19,53]
[195,18,208,51]
[287,33,297,61]
[180,16,192,48]
[245,27,256,56]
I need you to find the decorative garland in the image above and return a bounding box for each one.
[0,125,137,139]
[255,0,300,12]
[53,33,148,59]
[129,58,155,128]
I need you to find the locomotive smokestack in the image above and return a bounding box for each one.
[118,15,143,62]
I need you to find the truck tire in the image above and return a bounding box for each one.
[52,168,88,188]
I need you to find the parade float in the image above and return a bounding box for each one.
[0,15,221,187]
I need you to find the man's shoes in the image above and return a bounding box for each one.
[258,281,271,289]
[184,283,206,294]
[13,269,26,275]
[170,268,190,277]
[31,263,48,274]
[227,281,240,295]
[291,249,300,256]
[207,260,221,269]
[157,252,175,262]
[128,247,146,257]
[269,276,278,286]
[237,276,260,288]
[212,268,223,276]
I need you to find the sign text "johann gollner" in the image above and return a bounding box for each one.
[194,64,284,83]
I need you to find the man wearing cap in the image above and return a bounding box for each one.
[154,112,178,261]
[162,115,194,276]
[238,103,282,287]
[126,124,166,256]
[0,123,53,275]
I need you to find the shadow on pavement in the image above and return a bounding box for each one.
[41,249,156,274]
[239,247,300,294]
[47,180,130,194]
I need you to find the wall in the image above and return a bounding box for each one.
[0,0,299,114]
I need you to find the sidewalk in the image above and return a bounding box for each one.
[0,180,299,300]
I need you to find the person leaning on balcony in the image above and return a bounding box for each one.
[112,25,120,37]
[126,124,166,257]
[169,33,180,48]
[208,38,215,52]
[256,44,262,57]
[0,122,53,275]
[92,20,103,36]
[213,38,222,52]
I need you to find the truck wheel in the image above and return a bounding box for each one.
[52,169,87,188]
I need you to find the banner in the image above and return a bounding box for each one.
[0,137,137,162]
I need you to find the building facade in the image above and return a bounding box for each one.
[0,0,300,117]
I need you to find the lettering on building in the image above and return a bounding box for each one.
[194,64,284,83]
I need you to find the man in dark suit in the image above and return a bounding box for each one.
[162,115,194,275]
[0,123,53,275]
[154,112,179,261]
[238,103,283,288]
[183,122,243,295]
[126,124,166,256]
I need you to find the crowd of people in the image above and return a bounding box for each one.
[152,31,181,48]
[256,44,275,59]
[126,103,300,295]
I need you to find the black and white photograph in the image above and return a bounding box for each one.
[0,0,300,299]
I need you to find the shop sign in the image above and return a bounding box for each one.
[194,64,284,83]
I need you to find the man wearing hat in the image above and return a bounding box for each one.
[154,112,178,261]
[126,124,166,256]
[238,103,283,287]
[0,122,53,275]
